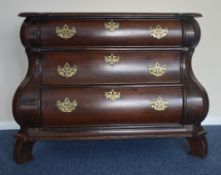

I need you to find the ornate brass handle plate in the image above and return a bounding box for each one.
[57,62,77,78]
[56,24,76,39]
[150,96,168,111]
[104,54,120,65]
[149,24,168,39]
[149,62,167,77]
[105,89,120,101]
[56,97,77,112]
[104,20,120,32]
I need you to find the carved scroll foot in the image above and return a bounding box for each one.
[186,135,208,158]
[14,139,35,164]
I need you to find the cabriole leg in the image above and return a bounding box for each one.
[13,139,35,164]
[186,135,208,158]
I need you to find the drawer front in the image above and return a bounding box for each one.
[37,19,182,46]
[41,87,183,127]
[42,51,181,85]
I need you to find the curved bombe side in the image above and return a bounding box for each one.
[20,17,40,48]
[20,18,29,48]
[182,18,209,130]
[12,48,41,129]
[181,17,209,157]
[13,21,41,162]
[182,17,201,48]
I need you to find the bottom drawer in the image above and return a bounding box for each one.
[41,87,183,127]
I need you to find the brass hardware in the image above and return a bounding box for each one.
[56,24,76,39]
[104,20,120,32]
[149,24,168,39]
[57,62,77,78]
[104,54,120,65]
[150,96,168,111]
[105,89,120,101]
[56,97,77,112]
[149,62,167,77]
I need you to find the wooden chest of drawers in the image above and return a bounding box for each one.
[13,12,209,164]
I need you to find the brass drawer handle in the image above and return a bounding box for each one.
[149,24,168,39]
[149,62,167,77]
[104,20,120,32]
[56,24,76,39]
[104,54,120,65]
[57,62,77,78]
[56,97,77,112]
[105,89,120,101]
[150,96,168,111]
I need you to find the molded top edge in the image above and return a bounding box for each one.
[18,12,202,18]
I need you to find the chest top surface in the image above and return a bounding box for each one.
[19,12,202,18]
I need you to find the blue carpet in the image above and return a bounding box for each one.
[0,126,220,175]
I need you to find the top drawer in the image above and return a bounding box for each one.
[21,18,194,47]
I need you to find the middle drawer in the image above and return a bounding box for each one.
[42,50,181,85]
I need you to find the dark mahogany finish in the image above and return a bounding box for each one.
[42,51,181,85]
[41,87,183,126]
[40,19,182,47]
[14,140,35,164]
[13,12,209,163]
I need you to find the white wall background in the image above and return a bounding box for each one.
[0,0,220,129]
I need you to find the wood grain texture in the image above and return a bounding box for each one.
[41,87,183,126]
[42,51,181,85]
[13,139,35,164]
[13,12,208,163]
[40,19,182,46]
[187,135,208,158]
